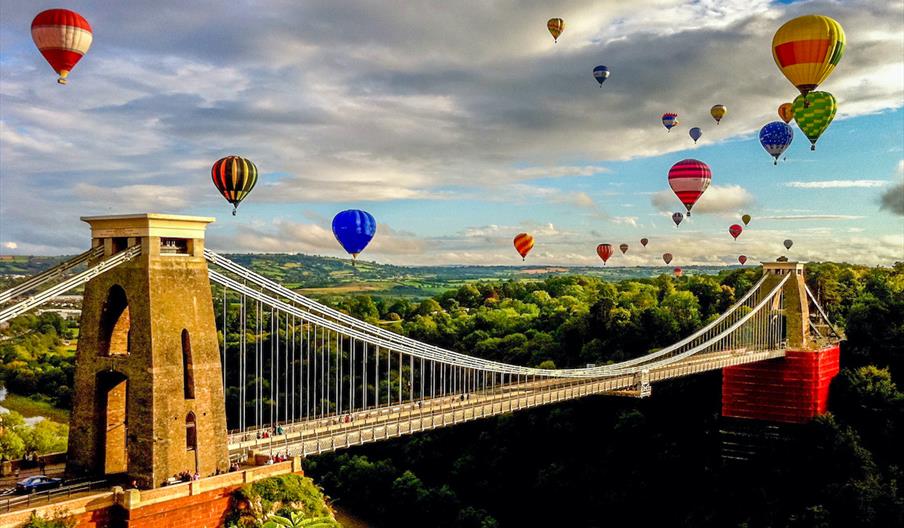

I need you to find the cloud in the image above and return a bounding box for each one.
[785,180,889,189]
[3,242,17,250]
[880,182,904,216]
[612,216,639,227]
[212,219,425,256]
[0,1,902,263]
[650,185,754,215]
[758,215,865,221]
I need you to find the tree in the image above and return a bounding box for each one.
[0,426,26,460]
[831,366,903,466]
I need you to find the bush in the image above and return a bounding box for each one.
[21,510,76,528]
[227,474,336,527]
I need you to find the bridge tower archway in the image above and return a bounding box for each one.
[67,214,229,488]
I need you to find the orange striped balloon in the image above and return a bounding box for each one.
[513,233,534,260]
[778,102,794,124]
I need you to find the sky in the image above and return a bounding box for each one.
[1,0,902,266]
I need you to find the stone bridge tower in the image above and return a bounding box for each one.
[721,260,840,428]
[67,214,228,488]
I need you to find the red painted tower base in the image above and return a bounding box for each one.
[722,344,840,424]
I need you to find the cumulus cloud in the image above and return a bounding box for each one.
[0,1,902,263]
[785,180,888,189]
[3,242,17,250]
[650,185,754,215]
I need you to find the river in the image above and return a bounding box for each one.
[0,386,46,426]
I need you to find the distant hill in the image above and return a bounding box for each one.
[0,252,736,299]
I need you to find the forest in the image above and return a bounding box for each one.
[0,261,901,526]
[300,262,903,527]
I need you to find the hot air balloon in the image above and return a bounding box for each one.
[333,210,377,262]
[729,224,743,240]
[619,243,629,255]
[784,239,793,250]
[662,113,679,132]
[689,127,703,144]
[793,91,836,150]
[211,156,259,215]
[738,255,748,265]
[31,9,93,84]
[672,212,684,227]
[547,18,565,42]
[673,267,683,277]
[772,15,845,98]
[593,65,609,86]
[710,104,727,124]
[662,253,673,265]
[513,233,534,261]
[742,214,751,226]
[597,244,613,265]
[759,121,794,165]
[640,238,649,248]
[668,159,711,216]
[778,103,794,124]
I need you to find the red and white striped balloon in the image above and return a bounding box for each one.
[668,159,711,216]
[31,9,93,84]
[596,244,614,265]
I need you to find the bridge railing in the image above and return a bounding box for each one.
[0,245,141,324]
[205,250,774,378]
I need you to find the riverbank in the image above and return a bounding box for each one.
[0,391,69,424]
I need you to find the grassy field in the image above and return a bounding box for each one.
[1,393,70,424]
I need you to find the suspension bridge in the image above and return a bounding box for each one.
[0,214,841,490]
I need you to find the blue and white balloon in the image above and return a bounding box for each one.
[759,121,794,165]
[592,65,609,86]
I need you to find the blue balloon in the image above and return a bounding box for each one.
[593,65,609,86]
[332,209,377,258]
[689,127,702,144]
[759,121,794,165]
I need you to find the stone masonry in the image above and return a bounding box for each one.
[67,214,229,488]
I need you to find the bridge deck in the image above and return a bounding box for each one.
[228,348,786,458]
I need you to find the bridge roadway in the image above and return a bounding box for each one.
[228,348,786,459]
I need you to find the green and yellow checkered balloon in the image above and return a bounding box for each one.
[792,91,837,150]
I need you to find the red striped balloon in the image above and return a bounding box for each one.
[729,224,743,240]
[673,267,683,277]
[31,9,93,84]
[596,244,613,265]
[513,233,534,260]
[668,159,711,216]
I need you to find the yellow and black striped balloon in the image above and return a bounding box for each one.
[211,155,258,215]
